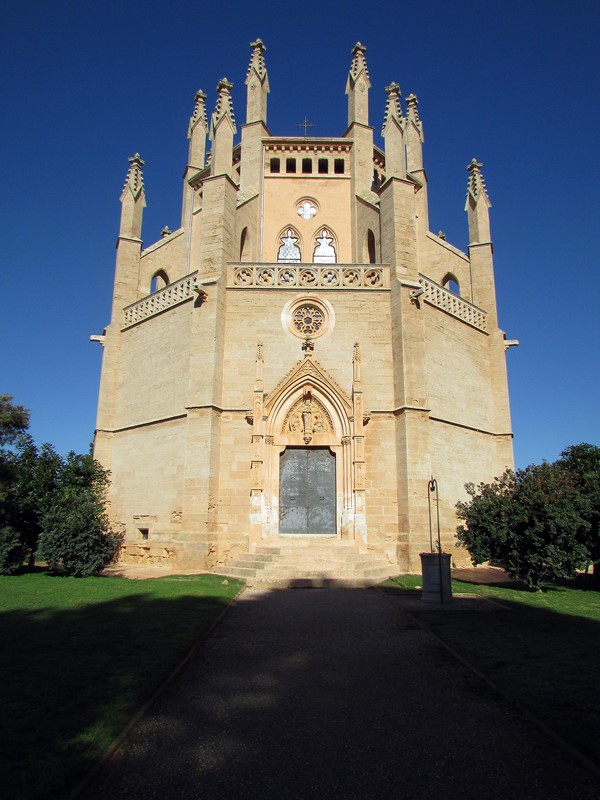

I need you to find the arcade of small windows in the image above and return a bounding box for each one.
[277,229,337,264]
[269,157,345,175]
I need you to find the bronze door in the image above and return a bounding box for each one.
[279,448,336,535]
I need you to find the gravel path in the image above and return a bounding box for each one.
[86,585,599,799]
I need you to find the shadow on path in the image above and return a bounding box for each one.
[85,586,600,800]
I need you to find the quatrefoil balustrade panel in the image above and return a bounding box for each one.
[229,264,389,290]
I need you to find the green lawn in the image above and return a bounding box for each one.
[0,571,243,800]
[383,574,600,768]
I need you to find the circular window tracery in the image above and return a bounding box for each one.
[281,296,335,341]
[292,304,324,335]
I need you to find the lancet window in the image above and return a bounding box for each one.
[313,229,337,264]
[150,269,169,293]
[277,229,301,263]
[442,273,460,296]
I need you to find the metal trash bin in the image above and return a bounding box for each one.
[420,552,452,603]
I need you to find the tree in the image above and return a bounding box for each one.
[0,394,30,448]
[7,438,63,566]
[456,462,590,590]
[0,395,122,575]
[557,443,600,578]
[37,452,122,576]
[0,395,31,573]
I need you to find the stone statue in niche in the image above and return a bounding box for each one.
[289,412,302,432]
[285,397,331,441]
[312,411,327,433]
[313,229,336,264]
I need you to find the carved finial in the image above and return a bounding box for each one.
[465,158,491,207]
[161,226,172,238]
[257,341,264,361]
[353,342,361,383]
[348,41,371,85]
[437,230,446,240]
[121,153,145,201]
[302,338,315,355]
[246,39,268,83]
[382,82,403,136]
[405,93,420,123]
[188,90,207,138]
[210,78,236,140]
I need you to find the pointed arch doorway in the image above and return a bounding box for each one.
[248,351,368,548]
[279,447,336,535]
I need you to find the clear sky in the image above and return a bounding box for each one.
[1,0,598,469]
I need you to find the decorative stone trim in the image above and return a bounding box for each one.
[231,264,387,289]
[123,272,200,328]
[418,274,487,331]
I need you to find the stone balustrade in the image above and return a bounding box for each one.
[418,275,487,331]
[230,264,388,290]
[122,272,200,328]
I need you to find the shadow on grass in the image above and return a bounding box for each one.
[408,587,600,772]
[78,583,600,800]
[3,578,600,800]
[0,576,238,800]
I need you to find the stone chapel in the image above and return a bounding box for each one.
[93,40,515,580]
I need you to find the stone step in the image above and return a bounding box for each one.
[229,552,387,567]
[223,541,394,586]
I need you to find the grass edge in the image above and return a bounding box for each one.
[67,580,247,799]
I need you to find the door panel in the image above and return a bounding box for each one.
[279,448,336,535]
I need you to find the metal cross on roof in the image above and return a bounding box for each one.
[297,116,314,138]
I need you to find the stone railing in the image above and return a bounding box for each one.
[230,264,388,290]
[123,272,199,328]
[418,275,487,331]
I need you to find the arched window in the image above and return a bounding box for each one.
[150,270,169,293]
[367,230,376,264]
[442,273,460,296]
[240,227,249,261]
[313,229,337,264]
[277,229,301,263]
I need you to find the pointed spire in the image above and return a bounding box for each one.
[346,42,371,127]
[465,159,492,245]
[381,82,402,135]
[209,78,236,176]
[405,93,424,173]
[382,83,406,179]
[347,42,370,86]
[465,158,491,208]
[188,90,208,139]
[245,38,270,124]
[210,78,236,137]
[119,153,146,239]
[405,94,420,125]
[120,153,145,202]
[246,38,268,83]
[181,91,208,227]
[187,90,208,170]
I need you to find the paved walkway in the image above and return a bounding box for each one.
[87,586,599,799]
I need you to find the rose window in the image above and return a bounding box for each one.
[282,296,335,341]
[292,305,325,336]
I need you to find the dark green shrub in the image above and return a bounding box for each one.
[38,499,122,576]
[457,463,590,590]
[0,526,26,574]
[37,454,122,576]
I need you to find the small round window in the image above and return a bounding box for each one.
[282,296,335,341]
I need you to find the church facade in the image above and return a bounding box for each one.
[93,41,514,575]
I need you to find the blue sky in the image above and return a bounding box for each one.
[1,0,598,468]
